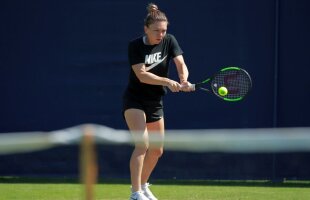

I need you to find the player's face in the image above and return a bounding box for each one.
[144,21,167,45]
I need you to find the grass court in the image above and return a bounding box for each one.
[1,177,310,200]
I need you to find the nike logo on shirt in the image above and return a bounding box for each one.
[145,52,167,71]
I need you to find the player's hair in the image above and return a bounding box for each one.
[144,3,169,27]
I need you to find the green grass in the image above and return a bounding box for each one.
[0,177,310,200]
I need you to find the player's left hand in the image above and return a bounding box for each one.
[180,81,195,92]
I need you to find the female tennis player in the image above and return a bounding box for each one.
[123,3,193,200]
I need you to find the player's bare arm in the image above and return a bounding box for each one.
[174,55,193,92]
[132,63,181,92]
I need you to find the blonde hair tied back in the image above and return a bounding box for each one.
[144,3,168,27]
[147,3,159,13]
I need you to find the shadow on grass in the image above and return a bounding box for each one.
[1,177,310,188]
[152,179,310,188]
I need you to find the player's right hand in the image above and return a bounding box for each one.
[167,80,181,92]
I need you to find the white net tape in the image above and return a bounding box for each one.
[0,124,310,154]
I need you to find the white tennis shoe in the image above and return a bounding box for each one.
[142,183,158,200]
[129,191,150,200]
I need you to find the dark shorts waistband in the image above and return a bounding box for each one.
[122,96,164,123]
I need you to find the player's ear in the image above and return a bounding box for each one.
[144,25,148,34]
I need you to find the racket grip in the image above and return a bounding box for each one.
[189,84,196,90]
[180,83,195,91]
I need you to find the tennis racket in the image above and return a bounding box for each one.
[189,67,252,102]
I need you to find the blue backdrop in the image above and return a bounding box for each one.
[1,0,310,180]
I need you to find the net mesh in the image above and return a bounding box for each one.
[0,124,310,154]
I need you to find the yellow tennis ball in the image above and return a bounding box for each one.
[218,86,228,96]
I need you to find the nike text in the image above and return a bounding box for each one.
[145,52,161,64]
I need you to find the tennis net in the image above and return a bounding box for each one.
[0,124,310,154]
[1,124,310,200]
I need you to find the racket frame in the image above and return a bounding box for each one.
[192,67,252,102]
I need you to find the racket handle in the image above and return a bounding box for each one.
[189,84,196,90]
[181,83,196,91]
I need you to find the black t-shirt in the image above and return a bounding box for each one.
[124,34,183,101]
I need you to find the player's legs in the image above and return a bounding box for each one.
[141,117,165,184]
[124,108,149,193]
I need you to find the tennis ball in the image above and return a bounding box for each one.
[218,86,228,96]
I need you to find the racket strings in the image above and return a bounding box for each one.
[212,70,252,99]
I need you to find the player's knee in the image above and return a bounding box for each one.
[134,143,149,154]
[149,147,164,158]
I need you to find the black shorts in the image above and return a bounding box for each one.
[123,96,164,123]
